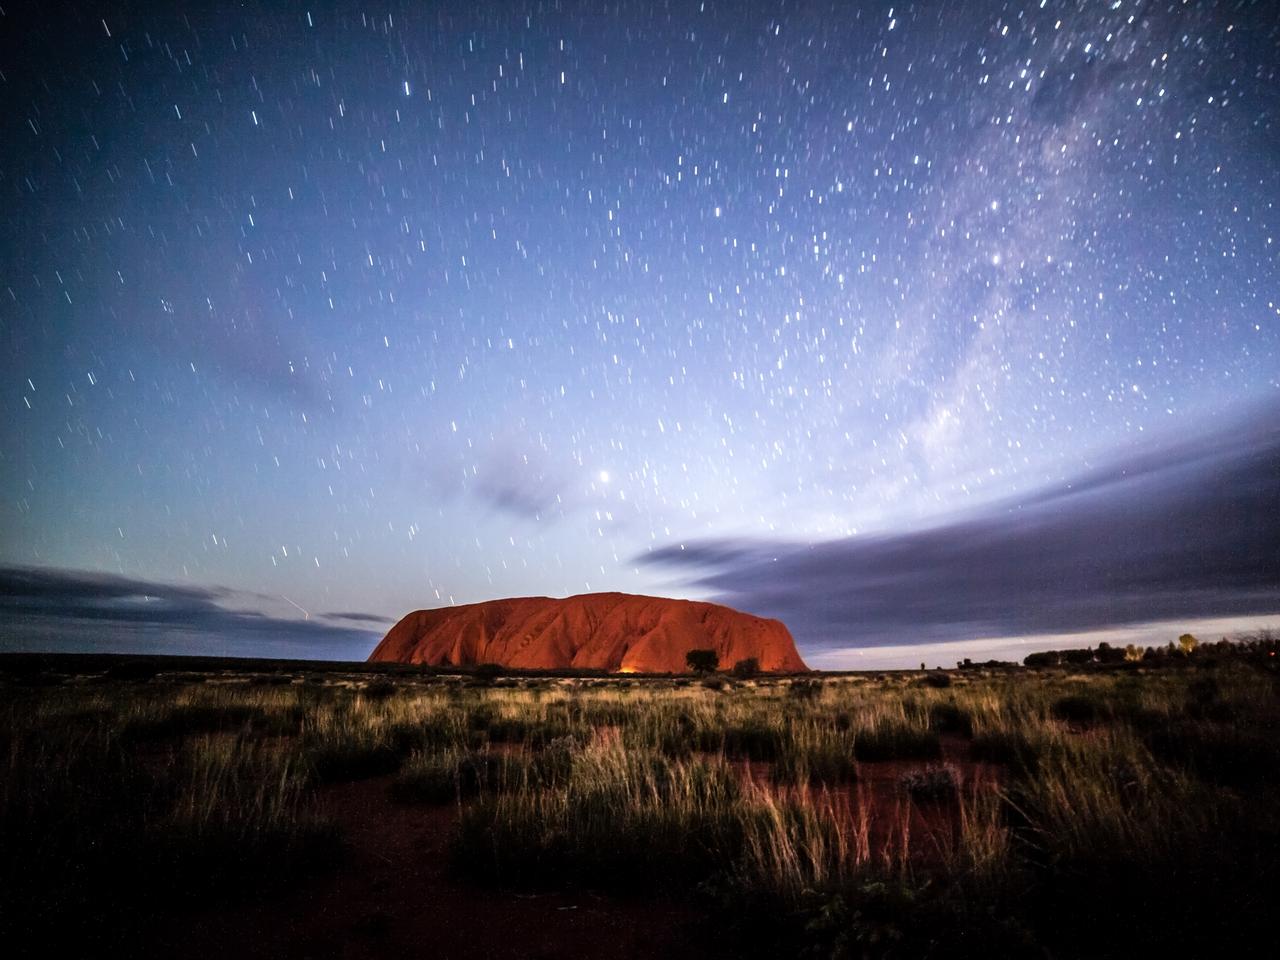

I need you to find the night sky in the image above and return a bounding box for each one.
[3,1,1277,667]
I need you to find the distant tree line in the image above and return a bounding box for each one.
[1021,629,1278,668]
[954,658,1019,670]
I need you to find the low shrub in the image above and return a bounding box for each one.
[451,749,744,891]
[732,658,761,679]
[385,717,456,753]
[361,679,399,701]
[788,679,823,701]
[1051,694,1103,725]
[928,702,973,736]
[392,748,513,804]
[721,720,788,762]
[774,738,857,786]
[969,730,1042,775]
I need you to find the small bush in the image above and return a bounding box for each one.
[392,749,511,804]
[534,733,581,778]
[721,721,788,762]
[924,671,952,689]
[362,679,399,701]
[787,679,823,701]
[774,739,857,786]
[969,730,1043,776]
[486,717,577,747]
[386,718,454,754]
[1184,677,1236,721]
[928,702,973,736]
[451,750,743,891]
[732,658,761,679]
[640,709,700,757]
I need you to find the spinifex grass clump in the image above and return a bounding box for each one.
[300,686,476,781]
[361,678,399,701]
[968,728,1042,770]
[852,721,941,762]
[392,746,517,804]
[1049,692,1105,725]
[1003,726,1278,957]
[453,741,749,890]
[118,685,306,741]
[720,718,789,761]
[483,714,580,747]
[303,724,404,781]
[772,724,857,785]
[149,736,340,893]
[927,701,973,736]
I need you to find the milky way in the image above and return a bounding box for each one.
[3,2,1277,662]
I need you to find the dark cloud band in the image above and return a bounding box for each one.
[0,566,382,659]
[642,401,1280,651]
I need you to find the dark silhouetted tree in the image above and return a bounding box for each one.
[685,649,719,674]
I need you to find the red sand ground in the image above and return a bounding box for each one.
[733,735,1004,865]
[144,775,712,960]
[141,737,1000,958]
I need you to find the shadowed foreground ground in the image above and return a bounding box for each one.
[144,774,707,960]
[3,650,1278,958]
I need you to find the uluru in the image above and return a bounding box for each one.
[368,592,808,673]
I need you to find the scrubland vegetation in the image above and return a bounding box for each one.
[2,642,1278,957]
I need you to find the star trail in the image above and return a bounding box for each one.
[2,1,1277,664]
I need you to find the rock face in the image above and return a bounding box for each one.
[368,592,808,673]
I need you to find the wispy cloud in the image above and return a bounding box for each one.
[0,566,381,660]
[417,434,578,521]
[642,401,1280,653]
[319,610,395,624]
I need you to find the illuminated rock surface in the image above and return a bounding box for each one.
[368,592,807,673]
